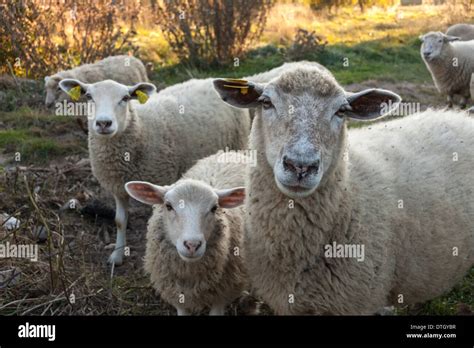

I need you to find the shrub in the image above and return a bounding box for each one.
[155,0,274,68]
[286,28,326,61]
[0,0,140,79]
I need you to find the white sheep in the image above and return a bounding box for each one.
[59,78,250,266]
[213,66,474,315]
[45,55,149,108]
[124,151,248,315]
[420,31,474,108]
[446,23,474,41]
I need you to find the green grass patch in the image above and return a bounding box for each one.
[0,108,86,164]
[0,128,83,163]
[150,35,430,87]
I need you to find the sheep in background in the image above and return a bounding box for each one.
[213,66,474,315]
[125,152,248,315]
[45,55,149,108]
[446,23,474,41]
[59,78,250,266]
[420,31,474,108]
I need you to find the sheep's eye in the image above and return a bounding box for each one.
[210,205,218,213]
[85,93,92,101]
[121,95,131,103]
[259,96,273,109]
[165,203,174,211]
[336,104,351,117]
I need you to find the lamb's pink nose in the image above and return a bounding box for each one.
[183,240,202,254]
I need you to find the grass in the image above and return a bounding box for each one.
[0,107,86,164]
[150,34,430,87]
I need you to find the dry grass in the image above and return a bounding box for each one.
[262,3,473,46]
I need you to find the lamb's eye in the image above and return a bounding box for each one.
[165,203,174,211]
[121,95,131,103]
[210,205,218,213]
[259,96,273,109]
[85,93,93,101]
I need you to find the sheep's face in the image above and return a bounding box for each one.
[124,180,245,262]
[214,68,401,199]
[44,76,69,108]
[58,79,156,137]
[420,32,460,61]
[258,78,347,198]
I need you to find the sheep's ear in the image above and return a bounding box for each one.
[213,78,264,108]
[125,181,167,205]
[129,83,156,104]
[342,89,401,121]
[418,35,425,42]
[216,187,245,208]
[444,35,460,42]
[59,79,88,101]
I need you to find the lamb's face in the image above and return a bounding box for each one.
[124,180,245,262]
[420,32,459,61]
[161,182,220,261]
[258,78,347,198]
[84,81,133,137]
[58,79,156,138]
[44,76,69,108]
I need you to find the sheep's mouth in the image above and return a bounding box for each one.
[178,253,204,262]
[95,129,115,136]
[275,179,318,198]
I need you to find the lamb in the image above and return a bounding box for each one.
[45,55,149,108]
[213,66,474,315]
[124,151,248,315]
[446,23,474,41]
[59,78,250,266]
[420,31,474,108]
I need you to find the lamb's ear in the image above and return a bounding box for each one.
[129,83,156,104]
[216,187,245,208]
[443,35,460,42]
[418,34,425,42]
[125,181,168,206]
[342,89,401,121]
[59,79,88,101]
[213,78,264,108]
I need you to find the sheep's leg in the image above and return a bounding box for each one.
[108,195,128,266]
[209,303,226,316]
[176,306,190,316]
[459,95,468,109]
[446,95,454,108]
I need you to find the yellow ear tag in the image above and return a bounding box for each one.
[68,86,82,102]
[135,90,149,104]
[224,78,248,85]
[223,84,249,95]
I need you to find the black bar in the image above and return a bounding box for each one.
[0,316,473,345]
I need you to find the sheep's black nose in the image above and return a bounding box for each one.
[423,52,431,58]
[283,156,320,179]
[96,120,112,130]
